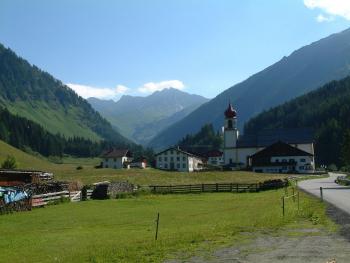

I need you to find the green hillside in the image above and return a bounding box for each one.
[244,76,350,166]
[0,140,56,171]
[149,27,350,149]
[0,43,127,143]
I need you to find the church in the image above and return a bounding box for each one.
[222,103,315,173]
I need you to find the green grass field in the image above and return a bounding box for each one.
[0,189,335,262]
[0,140,286,185]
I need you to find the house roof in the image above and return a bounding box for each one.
[237,128,314,148]
[250,141,313,159]
[155,146,202,159]
[101,149,132,158]
[204,150,223,157]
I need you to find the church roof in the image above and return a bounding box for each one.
[237,128,314,148]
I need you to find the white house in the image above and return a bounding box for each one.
[130,157,147,169]
[205,150,224,166]
[101,149,133,169]
[222,102,315,170]
[155,147,203,172]
[249,141,315,173]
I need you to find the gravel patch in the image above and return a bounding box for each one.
[166,204,350,263]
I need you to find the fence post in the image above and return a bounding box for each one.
[155,212,160,240]
[292,188,295,202]
[236,184,239,193]
[230,183,233,192]
[297,191,300,211]
[320,187,323,202]
[202,184,204,192]
[282,196,285,217]
[216,183,218,192]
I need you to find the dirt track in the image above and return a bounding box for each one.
[167,204,350,263]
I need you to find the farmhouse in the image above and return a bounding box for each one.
[101,149,133,169]
[248,141,315,173]
[204,150,224,166]
[223,103,315,172]
[155,147,203,172]
[130,157,147,169]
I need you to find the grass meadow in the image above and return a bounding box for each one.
[0,189,335,262]
[0,140,286,185]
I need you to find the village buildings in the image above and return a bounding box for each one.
[101,149,133,169]
[222,102,315,173]
[155,147,203,172]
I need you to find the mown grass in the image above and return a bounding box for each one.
[0,189,336,262]
[0,140,286,185]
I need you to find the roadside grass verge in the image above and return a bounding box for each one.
[0,189,335,262]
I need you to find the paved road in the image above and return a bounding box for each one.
[298,172,350,214]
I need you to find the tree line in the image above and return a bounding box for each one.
[0,107,153,160]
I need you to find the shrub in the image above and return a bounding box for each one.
[76,166,83,170]
[1,155,17,169]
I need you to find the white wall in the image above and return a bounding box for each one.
[155,149,202,172]
[103,156,131,169]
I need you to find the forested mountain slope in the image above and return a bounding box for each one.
[244,76,350,166]
[0,43,127,143]
[149,27,350,150]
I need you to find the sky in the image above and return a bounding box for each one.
[1,0,350,101]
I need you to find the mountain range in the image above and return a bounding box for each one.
[148,28,350,150]
[0,43,129,145]
[88,89,208,145]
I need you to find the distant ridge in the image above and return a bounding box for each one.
[88,88,209,145]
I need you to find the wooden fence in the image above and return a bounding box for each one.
[149,181,286,194]
[32,189,93,207]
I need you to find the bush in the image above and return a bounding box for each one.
[327,164,338,172]
[76,166,83,170]
[1,155,17,169]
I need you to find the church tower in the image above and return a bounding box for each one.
[223,102,239,164]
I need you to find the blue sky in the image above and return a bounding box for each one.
[1,0,350,100]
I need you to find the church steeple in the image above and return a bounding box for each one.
[223,101,239,164]
[224,102,237,119]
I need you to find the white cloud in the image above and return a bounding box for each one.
[67,83,129,100]
[316,14,334,22]
[138,80,185,94]
[304,0,350,21]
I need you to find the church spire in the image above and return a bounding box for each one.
[224,101,237,118]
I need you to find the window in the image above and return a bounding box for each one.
[164,157,168,161]
[282,159,287,163]
[228,120,233,129]
[300,158,306,162]
[105,158,108,162]
[164,163,168,169]
[183,156,186,161]
[289,159,293,163]
[177,163,180,169]
[170,150,173,154]
[275,159,279,163]
[114,158,116,162]
[158,157,162,161]
[183,163,186,168]
[177,157,180,161]
[171,157,174,161]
